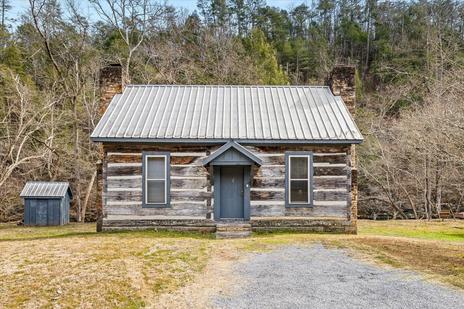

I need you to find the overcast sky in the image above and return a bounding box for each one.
[10,0,304,23]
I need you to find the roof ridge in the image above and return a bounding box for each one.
[26,181,69,184]
[125,84,330,88]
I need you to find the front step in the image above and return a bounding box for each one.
[215,221,252,239]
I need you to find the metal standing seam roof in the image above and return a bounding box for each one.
[91,85,363,143]
[20,182,72,198]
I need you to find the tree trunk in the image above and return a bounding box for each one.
[424,154,433,220]
[363,3,371,80]
[399,182,418,219]
[81,170,97,222]
[73,96,82,222]
[47,104,54,178]
[435,161,442,218]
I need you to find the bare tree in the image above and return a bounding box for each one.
[359,63,464,219]
[0,70,57,190]
[90,0,162,84]
[28,0,100,222]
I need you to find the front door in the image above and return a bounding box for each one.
[219,166,244,219]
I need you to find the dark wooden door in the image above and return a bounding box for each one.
[220,166,244,218]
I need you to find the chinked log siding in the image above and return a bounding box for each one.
[246,145,350,218]
[102,143,352,220]
[106,165,208,177]
[259,153,347,165]
[102,144,210,217]
[252,176,347,189]
[249,202,348,217]
[250,189,347,201]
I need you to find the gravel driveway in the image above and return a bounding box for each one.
[213,244,464,309]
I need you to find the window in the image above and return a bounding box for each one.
[285,152,312,207]
[143,153,170,207]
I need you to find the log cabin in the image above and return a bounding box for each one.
[91,65,363,237]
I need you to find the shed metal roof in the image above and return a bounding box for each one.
[91,85,363,144]
[20,182,72,198]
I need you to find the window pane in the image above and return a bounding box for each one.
[147,157,165,179]
[290,180,308,203]
[147,180,165,204]
[290,157,308,179]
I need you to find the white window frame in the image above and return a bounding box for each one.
[288,154,312,206]
[144,154,169,206]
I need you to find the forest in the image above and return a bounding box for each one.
[1,0,463,221]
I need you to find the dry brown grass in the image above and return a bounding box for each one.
[0,220,463,308]
[328,236,464,289]
[0,225,213,308]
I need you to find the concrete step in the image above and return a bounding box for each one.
[216,224,251,231]
[216,230,252,239]
[215,221,252,238]
[216,222,251,227]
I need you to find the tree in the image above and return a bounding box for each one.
[243,28,287,84]
[0,0,11,29]
[28,0,100,222]
[229,0,247,36]
[0,68,57,220]
[90,0,162,84]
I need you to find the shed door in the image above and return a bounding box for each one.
[36,200,49,226]
[219,166,244,218]
[49,200,61,225]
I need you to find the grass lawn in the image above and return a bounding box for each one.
[0,225,214,308]
[358,220,464,241]
[0,220,463,308]
[344,220,464,289]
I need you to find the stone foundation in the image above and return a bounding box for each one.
[102,218,216,232]
[102,217,357,234]
[251,217,356,234]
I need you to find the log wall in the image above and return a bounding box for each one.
[103,144,211,217]
[246,145,351,219]
[102,143,353,221]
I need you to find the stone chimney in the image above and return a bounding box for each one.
[96,64,122,232]
[99,64,123,116]
[327,65,356,116]
[327,65,358,231]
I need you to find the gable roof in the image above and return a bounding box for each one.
[91,85,363,144]
[203,141,262,166]
[20,182,72,198]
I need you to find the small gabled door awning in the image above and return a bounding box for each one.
[203,141,262,166]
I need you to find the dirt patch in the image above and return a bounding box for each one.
[153,242,244,308]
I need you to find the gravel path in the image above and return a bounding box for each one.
[213,244,464,309]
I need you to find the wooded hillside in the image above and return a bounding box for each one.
[1,0,463,221]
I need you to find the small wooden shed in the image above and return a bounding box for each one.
[20,182,72,226]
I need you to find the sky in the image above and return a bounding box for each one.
[9,0,304,23]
